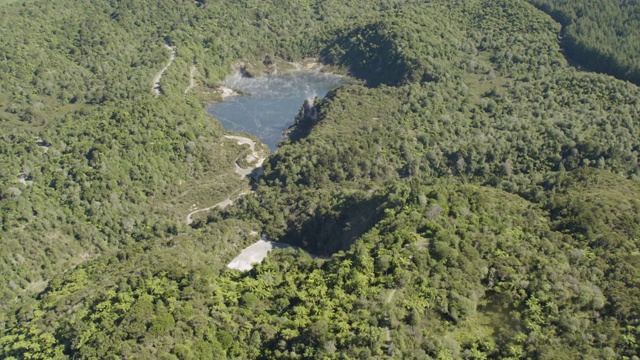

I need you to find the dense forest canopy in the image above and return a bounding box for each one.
[1,0,639,359]
[527,0,640,84]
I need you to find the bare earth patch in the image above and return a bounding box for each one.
[226,239,292,271]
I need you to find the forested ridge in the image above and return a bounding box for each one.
[527,0,640,85]
[1,0,639,359]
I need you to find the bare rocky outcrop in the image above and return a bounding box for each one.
[297,97,321,124]
[217,86,241,99]
[285,96,323,143]
[226,238,292,271]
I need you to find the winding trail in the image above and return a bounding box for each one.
[184,65,197,94]
[185,135,266,224]
[152,43,176,96]
[186,197,234,225]
[224,135,267,178]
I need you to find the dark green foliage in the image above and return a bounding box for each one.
[528,0,640,84]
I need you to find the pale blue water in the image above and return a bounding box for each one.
[207,71,346,151]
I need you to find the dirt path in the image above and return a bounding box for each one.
[18,252,91,301]
[184,65,197,94]
[186,197,233,225]
[224,135,267,178]
[185,188,254,225]
[185,136,266,224]
[152,43,176,96]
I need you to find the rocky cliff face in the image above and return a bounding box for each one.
[283,96,323,143]
[295,97,321,126]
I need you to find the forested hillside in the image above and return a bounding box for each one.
[528,0,640,84]
[0,0,396,310]
[1,0,639,359]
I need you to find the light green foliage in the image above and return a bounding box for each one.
[1,0,640,359]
